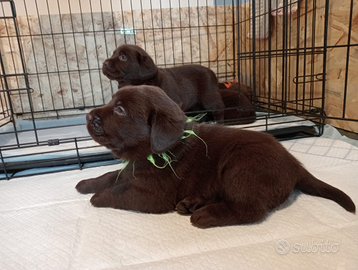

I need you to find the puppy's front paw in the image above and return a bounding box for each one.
[175,200,192,215]
[76,179,96,194]
[90,189,113,208]
[190,208,215,229]
[175,196,206,215]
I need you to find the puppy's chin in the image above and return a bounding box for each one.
[110,149,123,159]
[87,130,112,147]
[102,66,122,81]
[92,137,112,149]
[90,136,127,159]
[97,140,125,159]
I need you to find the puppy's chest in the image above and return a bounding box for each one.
[175,156,221,199]
[123,134,220,181]
[123,160,181,181]
[174,142,221,179]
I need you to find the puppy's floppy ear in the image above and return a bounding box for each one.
[138,52,157,80]
[150,105,186,154]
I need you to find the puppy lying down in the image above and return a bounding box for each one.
[76,85,355,228]
[102,44,225,122]
[187,82,256,124]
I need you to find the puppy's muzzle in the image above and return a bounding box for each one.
[102,59,114,69]
[86,113,104,136]
[102,60,118,80]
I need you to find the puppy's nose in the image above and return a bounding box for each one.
[103,60,113,68]
[86,113,93,123]
[86,113,100,124]
[86,112,103,134]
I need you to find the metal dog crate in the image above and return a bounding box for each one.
[0,0,357,179]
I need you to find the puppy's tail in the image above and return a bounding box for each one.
[296,174,356,213]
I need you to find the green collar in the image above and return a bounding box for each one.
[117,114,208,181]
[147,114,208,178]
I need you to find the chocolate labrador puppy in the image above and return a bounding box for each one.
[76,85,355,228]
[219,85,255,123]
[102,44,225,122]
[188,82,256,124]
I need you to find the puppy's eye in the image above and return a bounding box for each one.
[114,105,126,115]
[119,54,127,61]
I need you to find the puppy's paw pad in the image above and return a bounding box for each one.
[76,180,95,194]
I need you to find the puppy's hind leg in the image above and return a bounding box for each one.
[190,201,267,228]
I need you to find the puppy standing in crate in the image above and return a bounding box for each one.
[76,85,355,228]
[102,44,225,122]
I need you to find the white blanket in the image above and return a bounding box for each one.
[1,136,358,269]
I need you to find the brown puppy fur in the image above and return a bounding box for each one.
[218,83,255,123]
[187,82,256,124]
[102,44,225,122]
[76,85,355,228]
